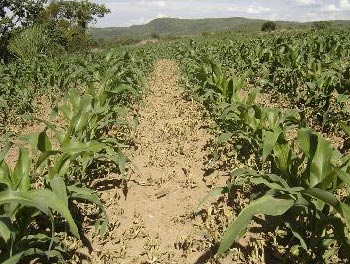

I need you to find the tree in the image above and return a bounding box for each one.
[38,0,110,52]
[262,21,277,32]
[40,0,110,31]
[0,0,47,61]
[0,0,110,59]
[150,32,160,39]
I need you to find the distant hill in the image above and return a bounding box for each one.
[90,17,350,39]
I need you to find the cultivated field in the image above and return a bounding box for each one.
[1,28,350,263]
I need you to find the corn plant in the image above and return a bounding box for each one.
[216,128,350,261]
[176,30,350,261]
[0,146,79,263]
[0,47,153,263]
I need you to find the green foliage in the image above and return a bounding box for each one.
[314,21,332,30]
[262,21,276,32]
[217,129,350,259]
[38,0,110,52]
[90,17,304,40]
[0,0,47,61]
[0,49,154,263]
[42,0,111,30]
[8,25,60,60]
[177,28,350,262]
[150,32,160,39]
[1,0,110,61]
[0,147,78,262]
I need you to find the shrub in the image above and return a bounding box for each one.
[262,21,277,32]
[150,32,160,39]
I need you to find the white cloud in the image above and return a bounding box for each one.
[322,4,339,12]
[131,17,148,24]
[155,13,169,18]
[141,1,166,8]
[340,0,350,9]
[294,0,316,5]
[321,0,350,12]
[227,6,242,12]
[247,5,271,14]
[227,3,271,15]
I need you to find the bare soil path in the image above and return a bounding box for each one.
[80,59,224,264]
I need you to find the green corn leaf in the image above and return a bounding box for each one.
[250,177,285,190]
[212,62,222,78]
[339,121,350,137]
[68,89,81,111]
[0,162,12,188]
[59,104,73,121]
[13,148,31,192]
[2,252,24,264]
[265,109,280,129]
[245,88,259,105]
[337,95,350,103]
[35,150,61,169]
[2,243,64,264]
[285,222,308,251]
[231,168,260,178]
[340,203,350,229]
[297,128,313,156]
[305,188,350,230]
[0,140,12,161]
[273,142,291,172]
[0,190,79,238]
[335,169,350,187]
[217,195,294,255]
[108,84,139,97]
[227,78,234,102]
[61,141,104,155]
[38,131,52,152]
[49,176,68,207]
[50,154,71,178]
[118,150,127,176]
[35,118,65,145]
[309,136,333,188]
[245,107,259,131]
[0,217,11,243]
[303,188,339,208]
[19,133,39,156]
[262,130,280,161]
[70,96,93,133]
[68,185,108,236]
[198,187,229,207]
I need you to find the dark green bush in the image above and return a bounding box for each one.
[262,21,277,32]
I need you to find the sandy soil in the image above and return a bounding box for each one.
[77,60,228,264]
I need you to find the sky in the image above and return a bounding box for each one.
[93,0,350,27]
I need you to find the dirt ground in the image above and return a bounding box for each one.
[74,59,232,264]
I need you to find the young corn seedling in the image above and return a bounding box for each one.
[215,128,350,261]
[0,146,79,263]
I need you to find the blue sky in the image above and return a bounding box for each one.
[93,0,350,27]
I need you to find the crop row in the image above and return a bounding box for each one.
[177,30,350,262]
[0,49,154,263]
[177,30,350,135]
